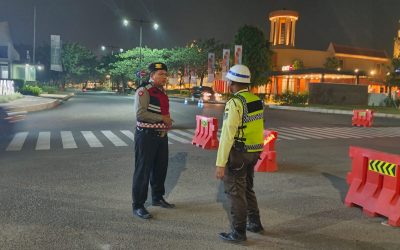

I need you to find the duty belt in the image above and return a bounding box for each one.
[136,127,168,137]
[137,121,168,129]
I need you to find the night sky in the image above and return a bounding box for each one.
[1,0,400,56]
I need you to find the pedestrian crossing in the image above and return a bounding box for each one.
[1,127,400,152]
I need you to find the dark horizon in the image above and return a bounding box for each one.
[1,0,400,56]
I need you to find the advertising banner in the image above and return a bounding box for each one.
[234,45,242,65]
[50,35,63,72]
[221,49,230,80]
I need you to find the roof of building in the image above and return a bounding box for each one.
[0,22,20,61]
[328,43,388,59]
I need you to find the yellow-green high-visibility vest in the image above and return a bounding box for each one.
[233,91,264,152]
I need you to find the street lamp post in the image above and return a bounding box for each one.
[123,18,159,84]
[101,45,123,55]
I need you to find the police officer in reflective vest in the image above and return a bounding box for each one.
[215,64,265,242]
[132,62,175,220]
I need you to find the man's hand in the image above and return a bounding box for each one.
[215,166,225,180]
[162,115,173,127]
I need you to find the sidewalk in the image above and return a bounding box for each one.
[268,104,400,119]
[0,93,74,112]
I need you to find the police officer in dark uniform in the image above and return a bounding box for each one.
[132,62,175,219]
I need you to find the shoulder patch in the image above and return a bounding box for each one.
[138,90,144,96]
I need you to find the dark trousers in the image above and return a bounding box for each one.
[223,149,262,234]
[132,128,169,209]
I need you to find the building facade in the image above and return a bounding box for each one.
[264,9,391,96]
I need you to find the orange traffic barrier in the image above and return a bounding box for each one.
[254,130,278,172]
[345,146,400,227]
[192,115,219,149]
[352,109,373,127]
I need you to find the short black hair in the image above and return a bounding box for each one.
[231,81,248,88]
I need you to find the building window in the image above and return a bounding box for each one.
[1,65,8,79]
[279,22,286,45]
[0,46,8,58]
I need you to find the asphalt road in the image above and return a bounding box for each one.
[1,92,400,250]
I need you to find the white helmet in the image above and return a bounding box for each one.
[226,64,251,84]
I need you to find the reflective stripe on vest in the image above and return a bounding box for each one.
[234,91,264,152]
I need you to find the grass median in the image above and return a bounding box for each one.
[0,93,23,103]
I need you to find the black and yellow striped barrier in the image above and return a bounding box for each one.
[368,160,397,177]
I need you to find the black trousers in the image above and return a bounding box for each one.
[223,149,262,234]
[132,128,169,209]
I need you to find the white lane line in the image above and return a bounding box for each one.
[81,131,103,147]
[120,130,135,141]
[61,131,77,149]
[6,132,28,151]
[101,130,128,147]
[168,132,192,144]
[36,132,51,150]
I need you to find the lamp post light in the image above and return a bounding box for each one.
[100,45,123,55]
[122,18,159,84]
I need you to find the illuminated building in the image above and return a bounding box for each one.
[259,9,391,96]
[394,20,400,58]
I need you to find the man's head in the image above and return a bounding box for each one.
[148,62,168,87]
[225,64,251,93]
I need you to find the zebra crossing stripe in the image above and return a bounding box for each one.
[101,130,128,147]
[36,132,51,150]
[296,127,338,139]
[6,132,28,151]
[120,130,135,142]
[81,131,103,147]
[61,131,77,149]
[279,128,327,139]
[273,128,310,139]
[171,129,194,139]
[168,132,191,144]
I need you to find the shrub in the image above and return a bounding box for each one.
[20,84,42,96]
[41,85,59,94]
[274,92,309,105]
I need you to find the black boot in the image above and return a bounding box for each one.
[152,197,175,208]
[218,230,246,243]
[246,222,264,233]
[133,207,152,219]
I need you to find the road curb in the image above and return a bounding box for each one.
[268,105,400,119]
[22,99,61,112]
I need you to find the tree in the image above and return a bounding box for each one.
[324,57,341,70]
[61,43,98,87]
[187,38,225,86]
[292,59,304,70]
[233,25,272,86]
[385,57,400,107]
